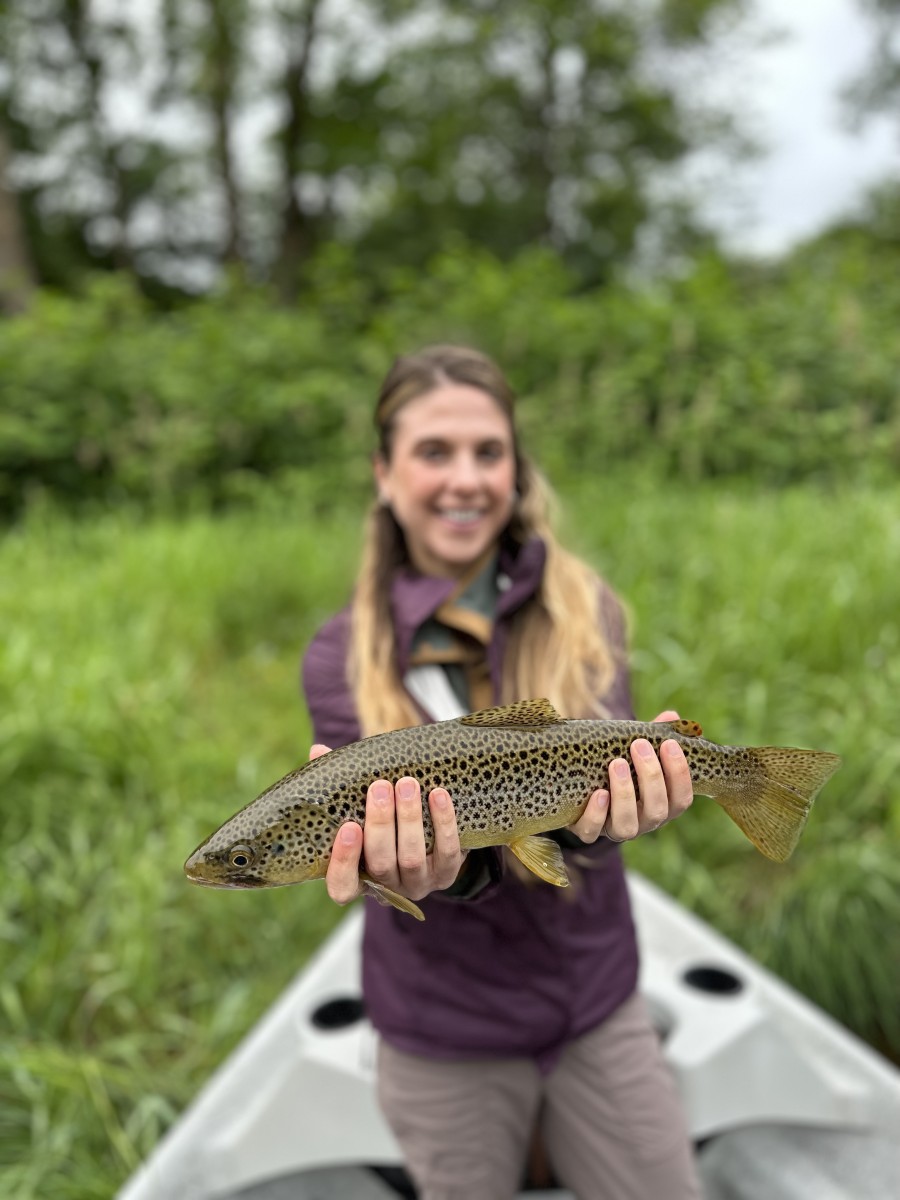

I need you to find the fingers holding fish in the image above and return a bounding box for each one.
[356,777,466,901]
[317,743,366,907]
[604,758,641,842]
[395,775,430,890]
[427,788,468,889]
[325,820,365,906]
[394,779,465,897]
[602,739,693,842]
[363,778,401,884]
[566,788,611,843]
[660,739,693,820]
[630,738,671,831]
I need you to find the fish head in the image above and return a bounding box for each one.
[184,781,343,889]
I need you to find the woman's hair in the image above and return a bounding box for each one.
[349,345,622,736]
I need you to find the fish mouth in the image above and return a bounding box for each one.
[184,851,269,889]
[184,868,269,889]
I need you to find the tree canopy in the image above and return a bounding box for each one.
[0,0,747,300]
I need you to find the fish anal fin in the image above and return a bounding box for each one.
[507,835,570,887]
[360,874,426,921]
[461,699,562,728]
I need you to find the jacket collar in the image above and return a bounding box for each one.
[390,536,547,674]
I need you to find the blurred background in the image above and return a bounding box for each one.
[1,1,899,1197]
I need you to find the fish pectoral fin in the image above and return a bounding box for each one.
[359,874,426,921]
[507,835,570,887]
[461,699,562,728]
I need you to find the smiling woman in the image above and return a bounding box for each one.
[300,344,702,1199]
[373,383,517,578]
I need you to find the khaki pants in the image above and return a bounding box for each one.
[377,993,701,1200]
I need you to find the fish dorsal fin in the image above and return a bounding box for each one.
[666,718,703,738]
[460,699,562,728]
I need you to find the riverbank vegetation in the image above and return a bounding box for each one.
[2,479,898,1198]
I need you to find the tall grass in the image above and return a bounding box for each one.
[2,478,898,1198]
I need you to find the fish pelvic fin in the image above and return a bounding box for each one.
[712,747,842,862]
[508,835,570,887]
[360,874,426,921]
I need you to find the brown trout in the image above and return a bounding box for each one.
[184,699,841,920]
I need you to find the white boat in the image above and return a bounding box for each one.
[119,873,900,1199]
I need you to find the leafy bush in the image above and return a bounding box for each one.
[2,236,900,518]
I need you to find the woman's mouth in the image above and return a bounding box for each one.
[438,507,485,528]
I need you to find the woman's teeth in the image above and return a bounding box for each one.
[441,509,482,523]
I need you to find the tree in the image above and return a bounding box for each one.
[310,0,748,284]
[0,0,194,291]
[844,0,900,128]
[0,0,750,295]
[0,118,35,310]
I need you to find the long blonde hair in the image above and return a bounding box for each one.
[349,345,621,736]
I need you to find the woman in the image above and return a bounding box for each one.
[302,345,701,1200]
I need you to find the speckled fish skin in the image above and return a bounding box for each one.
[184,699,842,898]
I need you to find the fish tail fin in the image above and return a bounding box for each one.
[712,747,841,862]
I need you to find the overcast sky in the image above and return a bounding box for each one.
[704,0,898,254]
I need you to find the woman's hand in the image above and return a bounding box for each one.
[310,744,467,907]
[567,711,694,845]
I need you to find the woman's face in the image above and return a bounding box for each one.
[374,383,517,578]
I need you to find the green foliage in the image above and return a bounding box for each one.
[2,481,898,1196]
[0,274,373,514]
[2,235,900,518]
[0,0,745,292]
[322,0,740,282]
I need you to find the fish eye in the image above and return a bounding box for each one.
[229,845,254,869]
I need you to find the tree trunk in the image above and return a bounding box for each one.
[0,122,35,312]
[205,0,243,265]
[272,0,323,300]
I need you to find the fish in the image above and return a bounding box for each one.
[184,699,842,921]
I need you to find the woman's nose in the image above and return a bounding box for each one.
[447,452,481,490]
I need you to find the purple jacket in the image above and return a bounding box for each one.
[301,538,639,1071]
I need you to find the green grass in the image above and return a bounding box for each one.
[2,478,898,1198]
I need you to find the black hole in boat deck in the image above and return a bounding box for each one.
[682,964,744,996]
[310,995,366,1030]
